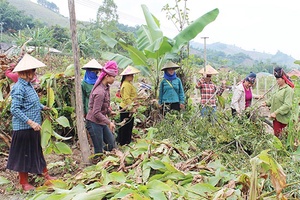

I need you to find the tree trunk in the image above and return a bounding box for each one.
[68,0,91,165]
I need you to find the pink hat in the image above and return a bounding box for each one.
[102,61,118,76]
[91,61,119,94]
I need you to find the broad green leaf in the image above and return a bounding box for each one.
[272,136,283,150]
[40,194,66,200]
[114,188,137,199]
[142,162,151,182]
[173,8,219,51]
[100,32,118,48]
[64,64,75,77]
[48,179,69,189]
[187,183,218,196]
[41,119,52,148]
[101,52,132,69]
[52,131,72,141]
[147,160,166,171]
[147,179,171,191]
[47,87,55,108]
[0,176,10,185]
[56,116,70,128]
[118,41,148,66]
[72,185,119,200]
[148,189,167,200]
[55,141,72,154]
[141,4,163,42]
[136,25,152,51]
[51,107,59,118]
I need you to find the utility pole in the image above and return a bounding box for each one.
[68,0,91,165]
[0,22,4,41]
[201,36,209,74]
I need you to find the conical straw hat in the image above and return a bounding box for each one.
[82,59,103,69]
[120,65,140,76]
[199,65,219,75]
[13,54,46,72]
[161,61,181,71]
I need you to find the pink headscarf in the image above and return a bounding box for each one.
[91,61,118,94]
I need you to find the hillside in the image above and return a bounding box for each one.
[190,41,298,69]
[7,0,69,27]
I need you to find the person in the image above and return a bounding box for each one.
[230,72,262,117]
[5,63,19,83]
[196,64,226,117]
[158,61,185,114]
[5,62,40,86]
[117,65,140,145]
[81,59,103,117]
[85,61,118,156]
[262,67,294,137]
[6,54,55,191]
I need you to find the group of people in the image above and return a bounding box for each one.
[230,68,294,137]
[5,54,295,191]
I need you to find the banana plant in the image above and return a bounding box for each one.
[101,4,219,97]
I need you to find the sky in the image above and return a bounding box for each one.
[31,0,300,59]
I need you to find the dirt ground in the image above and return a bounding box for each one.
[0,142,84,198]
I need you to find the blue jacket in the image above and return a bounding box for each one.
[159,78,185,105]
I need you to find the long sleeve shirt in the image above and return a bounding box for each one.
[5,69,19,83]
[86,83,111,125]
[120,80,137,109]
[196,79,225,106]
[10,78,45,130]
[81,80,94,115]
[158,78,185,105]
[266,85,294,124]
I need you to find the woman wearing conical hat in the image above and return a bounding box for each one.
[196,64,226,118]
[117,65,140,145]
[81,59,103,117]
[158,61,185,114]
[6,54,56,191]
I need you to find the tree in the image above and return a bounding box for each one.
[0,0,36,32]
[96,0,118,32]
[100,5,219,97]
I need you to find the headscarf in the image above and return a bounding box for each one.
[83,70,98,84]
[274,67,294,88]
[163,70,177,81]
[244,72,256,84]
[91,61,118,94]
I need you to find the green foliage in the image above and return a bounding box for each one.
[101,5,219,97]
[0,0,36,33]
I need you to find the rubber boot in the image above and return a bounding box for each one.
[43,168,56,180]
[19,172,35,191]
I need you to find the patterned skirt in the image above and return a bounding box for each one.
[6,129,46,174]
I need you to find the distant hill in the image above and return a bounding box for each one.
[190,41,298,69]
[5,0,298,69]
[7,0,69,27]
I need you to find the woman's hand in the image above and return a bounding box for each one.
[109,121,115,133]
[43,106,51,111]
[27,119,42,131]
[270,112,276,119]
[261,102,267,107]
[180,104,185,110]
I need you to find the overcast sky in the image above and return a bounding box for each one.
[31,0,300,59]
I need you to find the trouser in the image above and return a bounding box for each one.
[273,119,287,137]
[161,102,180,115]
[117,109,134,145]
[86,120,115,154]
